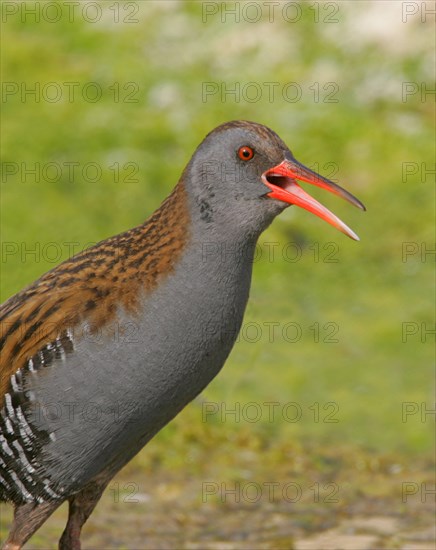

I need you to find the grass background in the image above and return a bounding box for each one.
[1,1,434,547]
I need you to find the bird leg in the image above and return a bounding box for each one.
[2,500,62,550]
[58,479,108,550]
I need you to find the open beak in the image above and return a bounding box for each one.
[262,157,365,241]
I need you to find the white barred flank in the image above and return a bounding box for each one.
[10,374,19,393]
[4,393,16,420]
[0,434,14,457]
[11,440,36,473]
[55,336,67,361]
[4,418,14,435]
[0,367,66,503]
[0,331,75,503]
[8,470,33,500]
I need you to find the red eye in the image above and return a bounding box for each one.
[238,146,254,161]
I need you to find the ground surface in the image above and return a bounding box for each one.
[1,443,434,549]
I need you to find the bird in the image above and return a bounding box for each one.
[0,120,365,549]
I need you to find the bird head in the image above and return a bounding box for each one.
[186,120,365,240]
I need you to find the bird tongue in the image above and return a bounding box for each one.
[262,158,365,241]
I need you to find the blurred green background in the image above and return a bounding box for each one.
[1,1,434,547]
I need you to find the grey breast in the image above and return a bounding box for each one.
[22,235,256,496]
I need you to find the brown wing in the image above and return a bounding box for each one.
[0,182,190,405]
[0,259,116,403]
